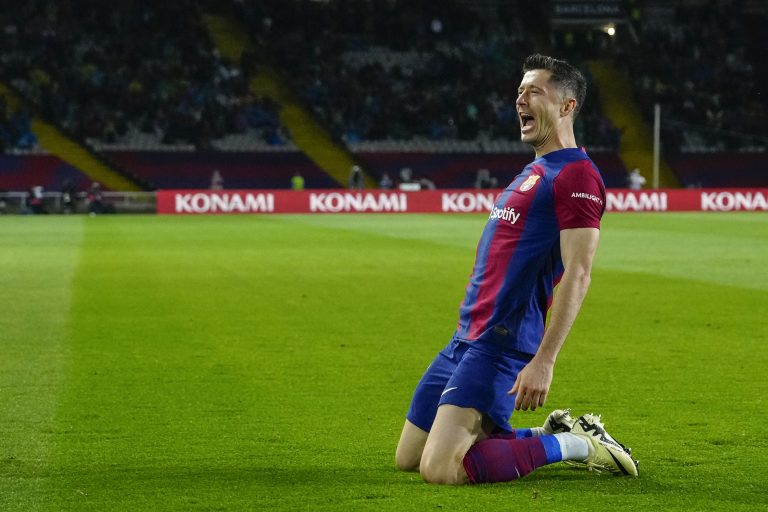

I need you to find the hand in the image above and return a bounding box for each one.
[508,359,553,411]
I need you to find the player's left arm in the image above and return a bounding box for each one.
[509,226,601,410]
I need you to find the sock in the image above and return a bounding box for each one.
[553,432,589,461]
[513,426,546,438]
[462,435,563,484]
[490,426,546,439]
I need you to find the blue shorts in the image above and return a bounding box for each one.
[406,337,533,433]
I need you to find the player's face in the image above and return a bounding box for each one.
[516,70,565,146]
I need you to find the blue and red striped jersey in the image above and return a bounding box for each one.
[455,147,606,354]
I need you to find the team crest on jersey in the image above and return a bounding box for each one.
[519,174,541,192]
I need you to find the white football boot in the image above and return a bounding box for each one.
[542,408,577,434]
[569,413,639,477]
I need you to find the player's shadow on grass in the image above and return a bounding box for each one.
[247,464,640,486]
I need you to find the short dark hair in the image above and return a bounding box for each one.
[522,54,587,119]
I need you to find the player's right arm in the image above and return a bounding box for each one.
[508,226,600,410]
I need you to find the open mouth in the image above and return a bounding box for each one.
[519,112,535,132]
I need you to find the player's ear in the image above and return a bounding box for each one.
[561,98,577,117]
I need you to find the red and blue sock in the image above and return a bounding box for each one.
[462,435,563,484]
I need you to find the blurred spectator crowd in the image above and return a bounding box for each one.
[237,0,621,150]
[630,1,767,152]
[0,0,764,155]
[552,0,767,153]
[0,0,289,150]
[0,95,37,153]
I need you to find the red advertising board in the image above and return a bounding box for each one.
[156,189,768,214]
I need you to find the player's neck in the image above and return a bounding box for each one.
[533,127,577,159]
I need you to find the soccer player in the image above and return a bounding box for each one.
[395,54,638,485]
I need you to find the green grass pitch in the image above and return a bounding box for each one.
[1,212,767,511]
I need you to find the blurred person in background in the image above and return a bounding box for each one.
[474,169,498,189]
[349,165,364,190]
[627,168,646,190]
[210,169,224,191]
[87,182,104,215]
[291,172,305,191]
[61,179,77,214]
[28,186,46,214]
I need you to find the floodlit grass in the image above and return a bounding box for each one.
[1,212,767,511]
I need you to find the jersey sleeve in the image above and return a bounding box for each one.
[553,161,606,230]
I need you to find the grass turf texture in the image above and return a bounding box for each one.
[1,212,767,511]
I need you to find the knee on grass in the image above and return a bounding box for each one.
[395,450,420,472]
[419,454,466,485]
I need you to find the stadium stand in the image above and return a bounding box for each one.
[0,1,291,151]
[237,0,621,152]
[0,95,38,153]
[105,150,339,190]
[665,152,767,188]
[0,154,91,191]
[226,0,629,190]
[551,1,767,168]
[355,151,628,189]
[629,1,767,155]
[0,0,765,192]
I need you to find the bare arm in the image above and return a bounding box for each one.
[509,227,601,410]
